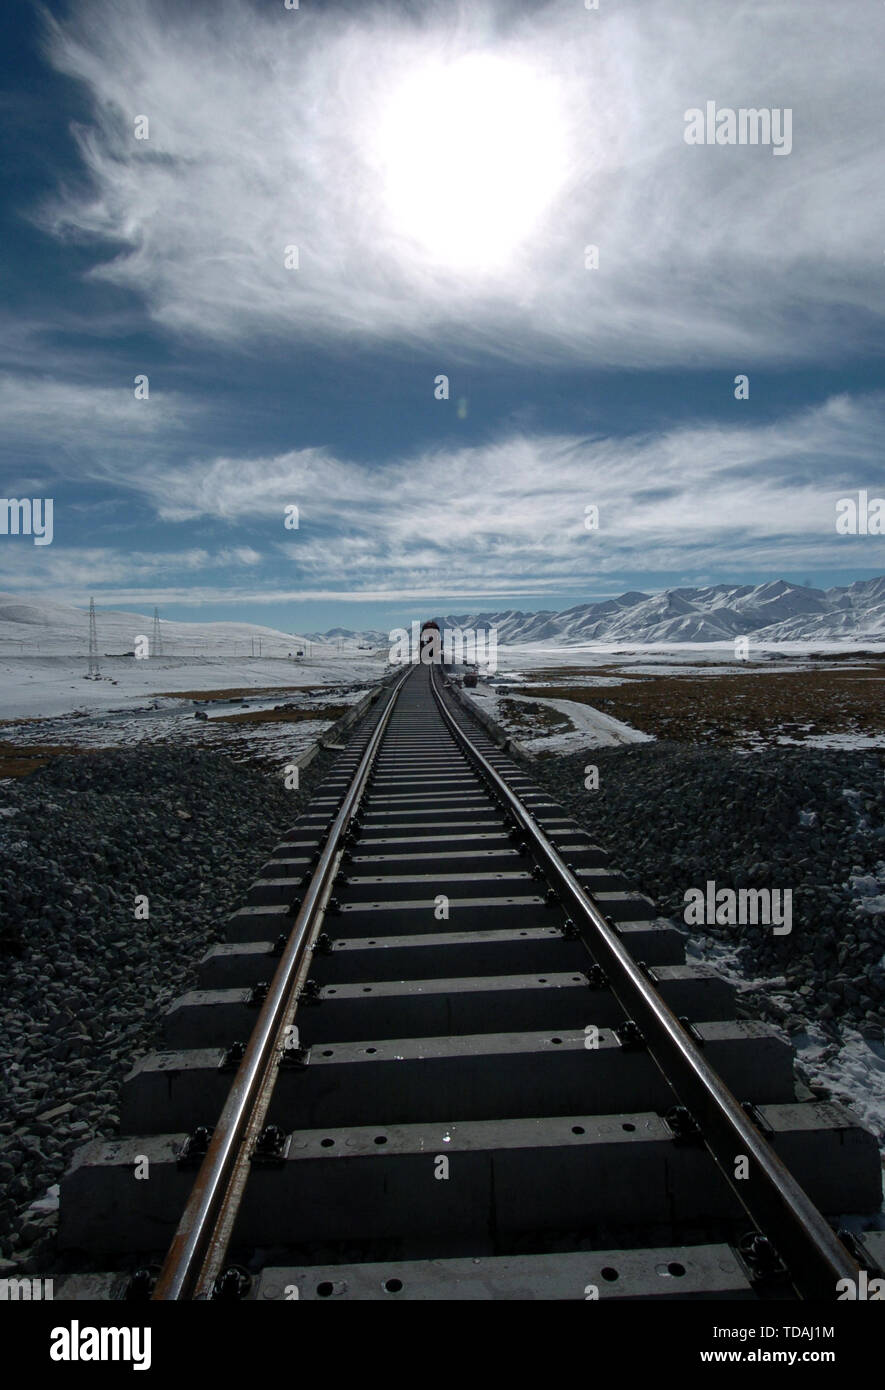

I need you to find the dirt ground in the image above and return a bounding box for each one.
[209,704,349,726]
[520,659,885,746]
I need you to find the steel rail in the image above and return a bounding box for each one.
[430,664,860,1300]
[152,667,413,1300]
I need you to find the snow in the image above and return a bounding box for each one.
[847,863,885,917]
[0,596,392,765]
[488,642,884,683]
[423,577,885,645]
[685,933,885,1211]
[26,1184,60,1217]
[777,733,885,750]
[0,653,386,722]
[0,594,390,721]
[463,687,653,752]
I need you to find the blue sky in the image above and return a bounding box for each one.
[1,0,883,635]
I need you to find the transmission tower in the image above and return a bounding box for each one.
[87,597,100,678]
[152,606,163,657]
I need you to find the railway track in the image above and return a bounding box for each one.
[56,664,884,1301]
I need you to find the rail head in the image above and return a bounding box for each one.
[153,667,412,1301]
[429,663,861,1301]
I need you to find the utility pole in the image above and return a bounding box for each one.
[152,606,163,657]
[87,597,100,679]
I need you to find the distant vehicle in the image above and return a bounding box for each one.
[463,671,478,688]
[419,620,442,663]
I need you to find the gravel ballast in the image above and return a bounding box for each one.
[3,721,883,1270]
[0,742,336,1268]
[530,742,885,1045]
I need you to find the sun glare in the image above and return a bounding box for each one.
[375,53,568,274]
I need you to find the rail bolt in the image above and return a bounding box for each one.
[219,1040,248,1071]
[212,1266,253,1301]
[177,1125,214,1168]
[615,1020,646,1051]
[280,1043,312,1070]
[664,1104,702,1146]
[251,1124,290,1167]
[737,1231,788,1285]
[123,1267,158,1300]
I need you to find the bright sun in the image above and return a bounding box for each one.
[375,53,568,274]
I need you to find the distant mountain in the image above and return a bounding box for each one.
[0,594,310,656]
[305,628,388,646]
[8,581,881,656]
[418,578,885,644]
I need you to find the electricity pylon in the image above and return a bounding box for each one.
[87,597,100,678]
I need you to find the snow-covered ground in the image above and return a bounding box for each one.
[499,639,885,676]
[0,597,391,765]
[454,641,885,752]
[686,928,885,1217]
[0,652,387,721]
[3,588,884,762]
[0,654,390,768]
[0,591,389,719]
[463,686,653,753]
[778,733,885,751]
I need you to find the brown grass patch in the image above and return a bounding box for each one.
[0,741,91,778]
[520,669,885,745]
[153,685,327,702]
[209,704,350,726]
[524,666,640,683]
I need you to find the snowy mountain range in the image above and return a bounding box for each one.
[417,579,885,645]
[308,579,885,646]
[304,627,388,647]
[3,578,883,654]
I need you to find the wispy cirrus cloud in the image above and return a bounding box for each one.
[26,391,876,600]
[0,371,198,469]
[37,0,885,367]
[0,544,261,595]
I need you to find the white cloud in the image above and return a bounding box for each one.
[61,391,885,596]
[39,0,885,365]
[0,544,261,594]
[0,373,197,451]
